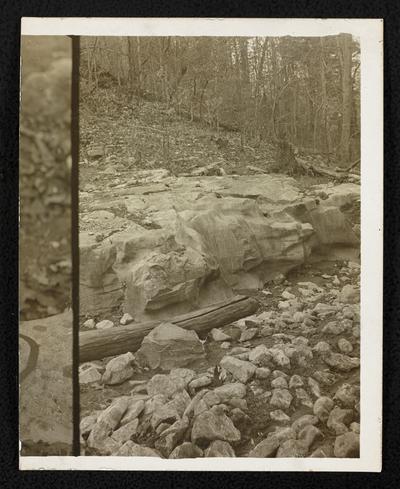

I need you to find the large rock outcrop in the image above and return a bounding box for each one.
[79,175,360,320]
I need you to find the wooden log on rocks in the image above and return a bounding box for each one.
[79,295,259,363]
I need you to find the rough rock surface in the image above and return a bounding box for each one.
[136,323,206,370]
[79,176,359,319]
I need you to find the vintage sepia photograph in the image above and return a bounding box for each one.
[78,34,362,459]
[18,17,382,472]
[19,35,73,455]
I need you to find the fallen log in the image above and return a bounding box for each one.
[79,295,259,363]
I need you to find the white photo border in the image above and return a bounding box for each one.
[20,17,383,472]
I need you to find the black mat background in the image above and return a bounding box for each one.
[0,1,398,488]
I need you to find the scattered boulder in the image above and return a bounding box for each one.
[220,356,256,383]
[87,397,129,450]
[147,373,186,398]
[298,425,324,449]
[79,364,102,384]
[191,405,241,447]
[213,383,247,403]
[338,338,353,354]
[111,418,139,443]
[102,352,135,385]
[339,285,358,304]
[210,328,231,342]
[248,437,280,458]
[334,384,360,408]
[136,323,206,370]
[313,396,334,422]
[334,432,360,458]
[323,352,360,372]
[270,410,291,423]
[239,328,258,342]
[120,398,145,426]
[169,442,203,459]
[276,439,309,457]
[248,344,272,366]
[291,415,319,435]
[95,319,114,330]
[205,440,235,457]
[115,440,161,457]
[270,389,293,410]
[120,312,134,325]
[327,407,354,435]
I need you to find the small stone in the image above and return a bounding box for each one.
[271,377,288,389]
[120,398,145,426]
[292,312,305,323]
[272,370,289,379]
[213,383,247,403]
[194,399,209,416]
[334,383,360,408]
[338,338,354,354]
[96,319,114,330]
[307,377,322,398]
[248,344,272,366]
[339,284,358,304]
[310,444,334,457]
[143,394,168,417]
[191,405,241,447]
[289,375,303,389]
[111,418,139,443]
[270,388,293,410]
[295,388,313,408]
[79,365,102,385]
[147,374,185,398]
[169,442,203,459]
[210,328,231,342]
[102,352,135,385]
[188,375,212,392]
[276,439,309,457]
[313,341,332,355]
[220,356,256,383]
[239,328,258,342]
[322,321,346,335]
[350,422,360,434]
[269,348,291,368]
[82,318,96,329]
[80,413,98,437]
[334,432,360,457]
[221,341,231,349]
[298,425,324,449]
[291,415,319,434]
[203,391,221,408]
[282,290,296,300]
[255,367,271,379]
[260,326,274,337]
[248,437,280,458]
[313,396,334,422]
[115,441,160,457]
[312,370,337,386]
[323,352,360,372]
[169,368,196,388]
[120,313,134,325]
[270,410,291,423]
[87,397,129,450]
[205,440,235,457]
[327,407,354,435]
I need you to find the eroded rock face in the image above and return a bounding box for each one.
[79,175,359,320]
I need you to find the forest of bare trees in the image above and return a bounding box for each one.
[81,34,360,168]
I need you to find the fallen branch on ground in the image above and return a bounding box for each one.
[79,295,259,362]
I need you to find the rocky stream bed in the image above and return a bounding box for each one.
[79,168,361,459]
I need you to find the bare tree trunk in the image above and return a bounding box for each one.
[338,33,353,166]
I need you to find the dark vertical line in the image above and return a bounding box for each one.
[71,35,80,457]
